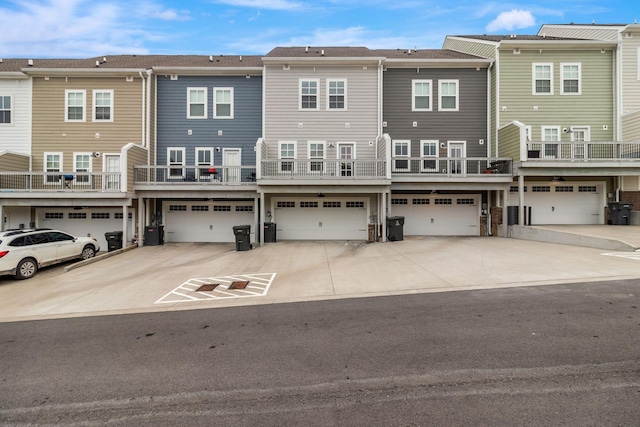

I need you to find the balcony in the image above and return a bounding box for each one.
[525,142,640,161]
[0,172,122,192]
[134,165,257,186]
[391,157,512,177]
[260,159,387,181]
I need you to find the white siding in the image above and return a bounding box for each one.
[0,78,31,155]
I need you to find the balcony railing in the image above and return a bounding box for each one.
[260,159,387,179]
[134,166,257,185]
[0,172,122,191]
[391,157,512,176]
[526,142,640,161]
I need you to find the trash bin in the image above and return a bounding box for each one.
[144,225,164,245]
[386,216,405,242]
[264,222,276,243]
[609,202,633,225]
[233,225,252,251]
[104,231,123,252]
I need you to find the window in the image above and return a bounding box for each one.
[214,87,233,118]
[191,206,209,211]
[533,63,553,95]
[327,79,346,110]
[196,148,213,166]
[300,79,319,110]
[561,63,581,95]
[300,201,318,208]
[0,96,11,124]
[542,126,560,158]
[412,80,432,111]
[393,140,410,171]
[420,140,438,172]
[391,198,408,205]
[167,147,185,177]
[276,201,296,208]
[187,88,207,118]
[308,141,325,173]
[74,153,91,184]
[93,90,113,121]
[439,80,458,111]
[92,213,110,219]
[279,141,296,172]
[65,90,86,121]
[44,152,62,184]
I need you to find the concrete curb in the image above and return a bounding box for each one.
[63,244,139,272]
[511,225,638,252]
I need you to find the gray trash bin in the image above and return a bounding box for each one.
[233,225,252,251]
[609,202,633,225]
[386,216,405,241]
[264,222,277,243]
[104,231,123,252]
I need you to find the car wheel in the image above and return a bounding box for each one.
[15,258,38,280]
[81,245,96,260]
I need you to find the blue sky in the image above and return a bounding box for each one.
[1,0,638,58]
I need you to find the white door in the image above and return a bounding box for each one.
[104,155,120,190]
[223,148,241,183]
[338,143,355,177]
[391,195,480,236]
[448,142,465,174]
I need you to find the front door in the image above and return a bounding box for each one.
[104,155,120,190]
[223,148,241,183]
[448,142,465,174]
[338,143,355,177]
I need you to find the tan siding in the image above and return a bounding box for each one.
[621,35,640,114]
[443,37,497,59]
[497,123,521,161]
[539,26,620,41]
[32,75,145,172]
[0,78,31,155]
[123,144,148,192]
[0,152,30,171]
[622,111,640,140]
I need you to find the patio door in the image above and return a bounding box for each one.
[104,154,120,190]
[571,127,590,159]
[448,141,465,174]
[223,148,241,183]
[339,142,355,177]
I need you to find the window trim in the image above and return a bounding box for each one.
[299,78,320,111]
[0,95,12,125]
[213,87,234,119]
[541,126,561,158]
[438,79,459,111]
[412,79,432,111]
[560,63,581,95]
[278,141,297,173]
[420,140,439,172]
[392,140,411,172]
[73,152,92,184]
[167,147,186,178]
[307,140,326,174]
[533,63,554,95]
[65,90,86,122]
[326,79,347,110]
[187,87,207,119]
[44,152,63,185]
[92,89,114,122]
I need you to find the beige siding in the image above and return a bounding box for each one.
[622,111,640,141]
[497,48,615,142]
[0,78,31,155]
[32,75,146,173]
[443,37,497,59]
[621,34,640,114]
[0,151,29,171]
[497,123,521,161]
[539,26,621,41]
[123,144,148,192]
[264,65,379,159]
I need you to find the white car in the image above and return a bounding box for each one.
[0,229,100,279]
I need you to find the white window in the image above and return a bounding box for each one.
[327,79,346,110]
[561,63,581,95]
[541,126,560,158]
[439,80,458,111]
[65,90,86,122]
[73,153,92,184]
[214,87,233,118]
[93,90,113,122]
[420,140,438,172]
[0,95,11,124]
[187,88,207,118]
[44,152,62,184]
[167,147,185,177]
[300,79,319,110]
[196,147,214,179]
[308,141,325,173]
[533,63,553,95]
[412,80,432,111]
[393,140,410,172]
[279,141,296,172]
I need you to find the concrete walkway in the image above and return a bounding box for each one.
[512,225,640,252]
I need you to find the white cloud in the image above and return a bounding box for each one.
[486,9,536,32]
[214,0,302,10]
[137,2,192,21]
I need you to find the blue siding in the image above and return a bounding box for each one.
[156,75,262,166]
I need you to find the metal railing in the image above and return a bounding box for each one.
[260,159,386,179]
[134,165,257,185]
[526,142,640,161]
[0,172,122,191]
[390,157,512,175]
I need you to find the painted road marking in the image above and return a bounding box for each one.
[602,252,640,261]
[155,273,277,304]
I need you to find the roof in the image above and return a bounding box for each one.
[265,46,375,58]
[372,48,486,60]
[451,35,579,42]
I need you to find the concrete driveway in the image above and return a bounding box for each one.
[1,236,640,322]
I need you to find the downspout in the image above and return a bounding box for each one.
[487,61,493,158]
[139,71,146,147]
[494,48,500,158]
[615,40,622,203]
[146,69,152,152]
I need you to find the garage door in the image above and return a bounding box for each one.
[390,195,480,236]
[273,198,368,240]
[37,207,135,251]
[509,183,604,225]
[163,201,255,243]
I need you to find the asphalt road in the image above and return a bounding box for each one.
[0,280,639,426]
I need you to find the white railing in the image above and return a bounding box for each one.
[260,159,387,179]
[134,165,257,185]
[0,172,121,191]
[390,157,512,175]
[526,142,640,161]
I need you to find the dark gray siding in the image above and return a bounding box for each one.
[156,75,262,165]
[383,68,487,157]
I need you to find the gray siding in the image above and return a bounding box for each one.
[382,67,488,157]
[156,75,262,166]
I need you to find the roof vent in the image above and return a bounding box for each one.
[305,46,309,53]
[209,55,213,62]
[239,55,242,61]
[407,49,412,54]
[0,58,3,63]
[510,34,516,38]
[28,59,33,66]
[103,57,107,63]
[321,49,325,56]
[95,60,100,67]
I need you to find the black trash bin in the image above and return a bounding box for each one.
[233,225,252,251]
[104,231,123,252]
[609,202,633,225]
[386,216,405,242]
[144,225,164,245]
[264,222,277,243]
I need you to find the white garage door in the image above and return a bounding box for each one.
[390,195,480,236]
[509,183,604,225]
[163,201,255,243]
[37,207,135,251]
[273,198,368,240]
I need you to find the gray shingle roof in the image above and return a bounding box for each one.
[372,48,485,60]
[451,35,583,42]
[265,47,375,58]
